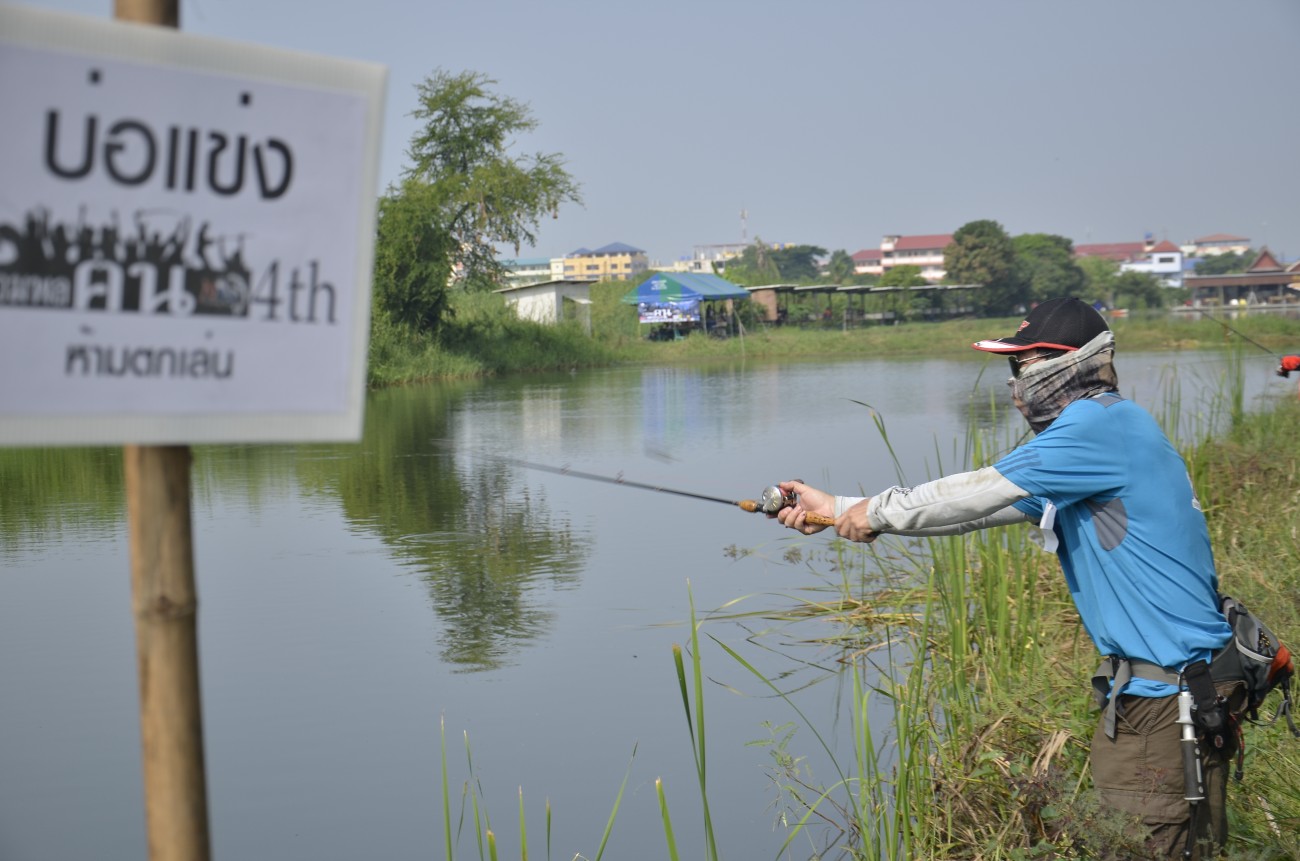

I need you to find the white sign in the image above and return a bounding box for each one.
[0,7,386,445]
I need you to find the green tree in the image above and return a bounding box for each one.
[945,219,1024,315]
[769,244,829,282]
[1194,250,1254,276]
[826,249,856,285]
[879,263,926,288]
[723,238,783,285]
[1077,255,1121,308]
[373,180,457,332]
[877,264,926,321]
[374,69,582,332]
[1012,233,1087,306]
[1112,270,1167,309]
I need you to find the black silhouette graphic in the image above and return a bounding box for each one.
[0,206,251,316]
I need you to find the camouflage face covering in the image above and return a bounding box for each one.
[1008,331,1118,433]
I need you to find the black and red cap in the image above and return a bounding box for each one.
[972,297,1109,354]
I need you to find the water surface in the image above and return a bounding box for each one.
[0,347,1281,860]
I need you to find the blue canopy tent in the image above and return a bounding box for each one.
[621,273,748,330]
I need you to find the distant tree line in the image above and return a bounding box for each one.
[369,68,1259,342]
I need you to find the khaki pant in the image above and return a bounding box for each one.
[1090,682,1247,860]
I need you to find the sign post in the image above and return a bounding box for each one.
[125,443,208,861]
[107,5,210,858]
[0,5,385,858]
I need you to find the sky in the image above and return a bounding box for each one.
[10,0,1300,266]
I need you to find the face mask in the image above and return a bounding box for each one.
[1008,331,1118,433]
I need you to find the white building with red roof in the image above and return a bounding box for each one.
[851,234,954,282]
[1181,233,1251,257]
[850,248,883,277]
[1075,236,1187,287]
[1119,239,1185,287]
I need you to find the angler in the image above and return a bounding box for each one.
[777,298,1295,859]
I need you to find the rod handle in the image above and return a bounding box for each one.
[738,499,835,526]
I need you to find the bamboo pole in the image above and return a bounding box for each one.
[114,0,179,27]
[125,445,210,861]
[114,7,207,860]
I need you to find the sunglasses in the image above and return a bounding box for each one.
[1008,350,1066,378]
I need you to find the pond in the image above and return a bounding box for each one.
[0,345,1284,861]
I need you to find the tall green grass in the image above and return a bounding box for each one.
[437,715,634,861]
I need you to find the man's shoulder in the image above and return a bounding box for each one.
[1045,393,1151,437]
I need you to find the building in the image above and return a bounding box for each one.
[849,235,953,282]
[1073,240,1151,263]
[850,248,883,278]
[1119,240,1185,288]
[882,234,953,282]
[559,242,649,282]
[655,242,749,274]
[1181,233,1252,258]
[493,279,593,329]
[1183,248,1300,307]
[1075,237,1188,288]
[500,257,554,289]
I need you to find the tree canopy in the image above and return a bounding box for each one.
[1012,233,1087,306]
[1193,250,1255,276]
[826,249,856,285]
[373,69,582,333]
[879,263,926,288]
[723,240,828,285]
[770,244,830,282]
[945,220,1023,314]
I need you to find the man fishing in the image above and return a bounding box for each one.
[775,297,1245,859]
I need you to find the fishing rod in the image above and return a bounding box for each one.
[1195,308,1277,358]
[502,458,835,526]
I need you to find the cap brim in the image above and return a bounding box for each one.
[971,337,1080,353]
[972,337,1035,353]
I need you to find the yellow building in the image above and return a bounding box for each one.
[560,242,648,282]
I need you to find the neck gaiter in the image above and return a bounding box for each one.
[1009,331,1118,433]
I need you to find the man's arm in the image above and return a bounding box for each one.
[850,465,1032,536]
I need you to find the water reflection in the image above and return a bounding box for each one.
[0,381,592,673]
[308,384,591,671]
[0,446,124,553]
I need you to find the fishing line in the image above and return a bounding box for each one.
[1195,308,1277,358]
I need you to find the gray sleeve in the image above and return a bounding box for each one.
[861,466,1033,535]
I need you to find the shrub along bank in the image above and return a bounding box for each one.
[368,282,1300,387]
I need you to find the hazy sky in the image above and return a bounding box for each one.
[13,0,1300,265]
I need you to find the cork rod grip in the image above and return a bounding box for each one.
[737,499,836,526]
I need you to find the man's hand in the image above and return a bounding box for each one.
[773,480,833,534]
[838,498,879,543]
[773,480,879,543]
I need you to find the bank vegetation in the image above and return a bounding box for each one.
[369,278,1300,387]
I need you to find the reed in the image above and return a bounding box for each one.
[669,584,721,861]
[435,713,636,861]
